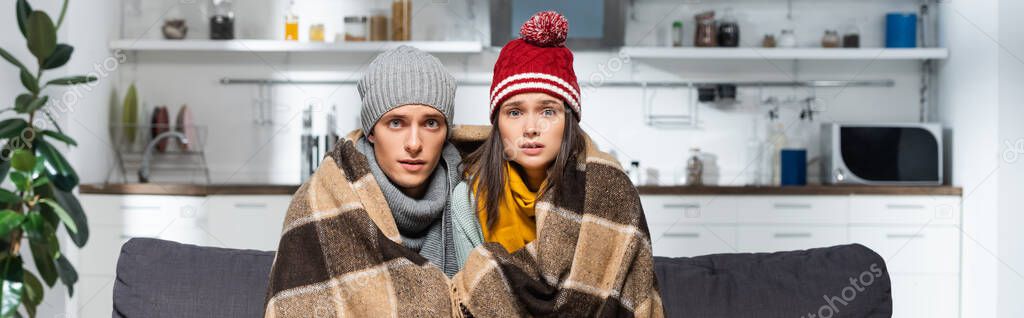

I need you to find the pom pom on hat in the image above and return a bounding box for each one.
[519,11,568,47]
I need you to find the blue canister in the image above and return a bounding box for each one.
[886,13,917,48]
[780,149,807,186]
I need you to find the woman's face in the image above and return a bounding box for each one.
[496,92,566,173]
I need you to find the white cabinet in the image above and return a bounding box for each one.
[206,195,292,251]
[641,193,962,318]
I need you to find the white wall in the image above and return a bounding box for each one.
[997,0,1024,317]
[110,0,925,186]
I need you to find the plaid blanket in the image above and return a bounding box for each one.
[265,126,663,317]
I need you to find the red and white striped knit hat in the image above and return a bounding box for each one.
[489,11,581,121]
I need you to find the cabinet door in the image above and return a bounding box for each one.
[736,225,848,253]
[649,224,737,257]
[206,195,292,251]
[849,226,959,274]
[118,195,209,246]
[736,196,849,224]
[641,195,736,225]
[890,274,959,318]
[850,195,961,225]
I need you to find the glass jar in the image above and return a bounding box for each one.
[778,29,797,48]
[842,24,861,48]
[309,23,325,42]
[369,9,388,41]
[209,0,234,40]
[686,148,704,186]
[762,34,777,48]
[392,0,411,41]
[822,30,840,48]
[344,16,367,42]
[717,8,740,47]
[694,11,717,47]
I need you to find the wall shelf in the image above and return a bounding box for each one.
[620,47,949,61]
[109,39,484,54]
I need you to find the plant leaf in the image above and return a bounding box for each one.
[54,255,75,297]
[0,256,24,318]
[21,271,41,318]
[26,11,57,63]
[0,161,10,190]
[0,119,29,139]
[16,0,32,37]
[40,131,75,147]
[10,149,34,173]
[0,48,28,73]
[35,184,86,248]
[9,172,29,193]
[22,213,56,287]
[41,44,72,70]
[0,211,24,238]
[23,96,47,114]
[33,140,77,192]
[0,191,17,205]
[45,75,96,86]
[14,95,31,114]
[29,176,48,189]
[19,69,37,94]
[37,199,73,234]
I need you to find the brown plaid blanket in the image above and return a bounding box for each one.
[265,125,663,317]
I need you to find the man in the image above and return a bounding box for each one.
[265,46,481,317]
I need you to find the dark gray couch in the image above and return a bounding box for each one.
[112,238,892,317]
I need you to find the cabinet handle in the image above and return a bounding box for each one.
[885,204,926,210]
[886,233,924,239]
[773,203,812,210]
[662,232,700,238]
[663,203,700,209]
[234,203,268,209]
[120,205,161,211]
[773,232,812,238]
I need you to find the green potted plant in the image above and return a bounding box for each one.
[0,0,92,316]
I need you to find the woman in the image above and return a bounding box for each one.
[450,11,663,317]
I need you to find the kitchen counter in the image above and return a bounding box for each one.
[80,183,962,197]
[637,185,962,196]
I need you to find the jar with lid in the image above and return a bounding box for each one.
[309,23,325,42]
[717,8,740,47]
[694,11,717,47]
[209,0,234,40]
[392,0,411,41]
[822,30,840,48]
[778,29,797,48]
[762,34,777,48]
[686,148,704,186]
[344,16,367,42]
[369,9,388,41]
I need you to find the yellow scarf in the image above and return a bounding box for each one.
[476,163,544,253]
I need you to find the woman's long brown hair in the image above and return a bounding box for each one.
[463,108,586,230]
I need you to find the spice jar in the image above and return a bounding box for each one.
[344,16,367,42]
[822,30,840,48]
[778,29,797,48]
[762,34,777,48]
[209,0,234,40]
[686,148,704,186]
[369,9,388,41]
[717,8,740,47]
[694,11,717,47]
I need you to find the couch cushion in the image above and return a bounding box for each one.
[654,243,893,318]
[113,238,276,318]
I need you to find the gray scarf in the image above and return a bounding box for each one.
[356,137,461,277]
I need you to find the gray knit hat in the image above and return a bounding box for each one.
[358,45,456,136]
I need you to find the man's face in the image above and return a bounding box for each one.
[368,105,447,197]
[496,92,566,172]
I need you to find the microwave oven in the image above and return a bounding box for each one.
[820,123,943,185]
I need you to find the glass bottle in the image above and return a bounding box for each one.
[717,8,740,47]
[672,21,684,47]
[209,0,234,40]
[284,0,299,41]
[694,11,716,47]
[686,148,704,186]
[392,0,411,41]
